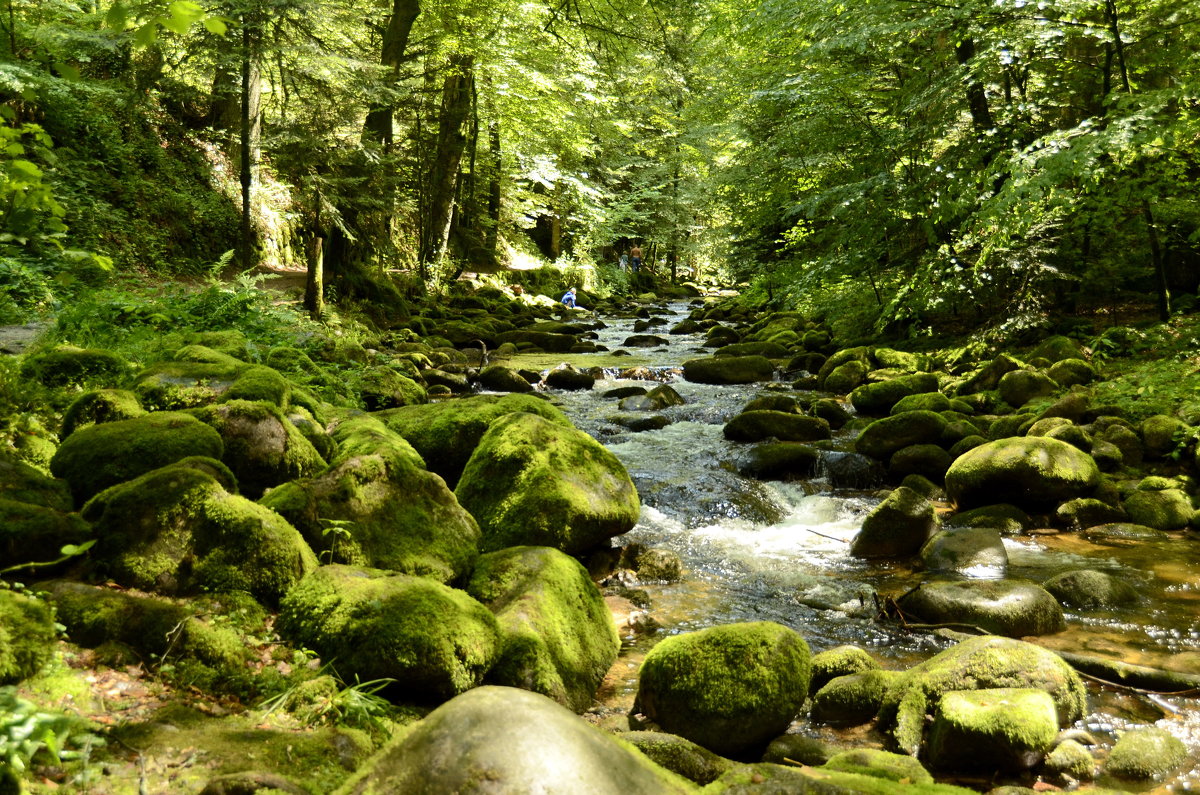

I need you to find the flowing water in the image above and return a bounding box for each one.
[508,301,1200,791]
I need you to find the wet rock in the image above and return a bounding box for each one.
[260,416,480,583]
[945,502,1031,534]
[809,645,881,694]
[944,437,1100,511]
[682,355,774,384]
[810,669,898,726]
[467,546,618,712]
[623,334,671,347]
[60,389,146,438]
[0,589,56,685]
[927,688,1058,772]
[51,411,225,504]
[919,527,1007,575]
[1102,727,1188,783]
[494,329,578,352]
[1042,738,1094,781]
[819,451,885,489]
[278,565,500,702]
[896,579,1065,637]
[1123,487,1193,530]
[723,410,830,443]
[631,547,684,582]
[810,398,851,429]
[456,412,640,554]
[191,400,327,499]
[82,458,316,605]
[738,443,821,481]
[377,393,571,487]
[612,413,672,432]
[1043,570,1139,609]
[633,621,811,756]
[821,360,869,393]
[618,731,735,785]
[605,385,648,399]
[880,635,1087,757]
[888,443,953,482]
[1056,497,1125,529]
[850,486,939,559]
[620,384,685,412]
[545,364,596,391]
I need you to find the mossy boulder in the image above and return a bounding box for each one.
[811,398,851,429]
[0,450,71,510]
[1047,358,1097,387]
[872,348,930,372]
[278,564,500,702]
[850,374,940,416]
[49,581,251,677]
[1102,727,1188,783]
[817,347,870,386]
[494,329,579,352]
[879,635,1087,757]
[191,400,327,499]
[723,411,831,443]
[850,486,939,559]
[810,669,899,726]
[823,748,933,783]
[622,384,686,412]
[1123,487,1193,530]
[926,688,1058,772]
[998,370,1059,408]
[891,392,953,415]
[701,761,973,793]
[133,360,246,410]
[0,499,91,570]
[944,437,1100,511]
[945,503,1032,534]
[358,366,428,409]
[1043,738,1094,781]
[633,621,811,756]
[60,389,146,438]
[0,589,56,685]
[1097,423,1143,466]
[919,527,1007,575]
[1140,414,1188,459]
[50,411,225,504]
[681,355,774,385]
[957,354,1022,395]
[855,411,948,461]
[335,686,694,794]
[619,731,734,785]
[545,363,596,391]
[823,360,869,394]
[456,412,640,554]
[1055,497,1125,529]
[467,546,619,712]
[260,416,480,583]
[809,645,881,694]
[1043,570,1139,609]
[888,444,953,482]
[20,345,131,387]
[896,579,1064,637]
[81,458,316,605]
[376,393,571,487]
[477,364,535,393]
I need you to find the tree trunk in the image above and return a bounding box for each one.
[305,236,324,320]
[238,15,256,269]
[954,36,994,130]
[362,0,420,148]
[1105,0,1131,94]
[1144,200,1169,320]
[419,54,475,270]
[486,117,501,257]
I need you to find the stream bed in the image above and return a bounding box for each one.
[509,301,1200,790]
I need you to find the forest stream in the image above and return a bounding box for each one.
[513,300,1200,791]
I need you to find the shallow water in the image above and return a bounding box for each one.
[508,302,1200,790]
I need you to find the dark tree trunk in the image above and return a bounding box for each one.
[238,16,256,269]
[362,0,420,148]
[486,117,501,257]
[1105,0,1131,94]
[305,189,324,320]
[419,54,475,270]
[955,36,994,130]
[1145,200,1170,320]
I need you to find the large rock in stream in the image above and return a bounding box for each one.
[633,621,811,756]
[456,412,640,554]
[681,355,774,384]
[896,579,1065,637]
[336,686,694,794]
[944,436,1100,511]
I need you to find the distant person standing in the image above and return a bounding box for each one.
[630,244,643,274]
[619,252,630,271]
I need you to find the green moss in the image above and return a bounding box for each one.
[634,621,811,756]
[811,669,899,725]
[172,343,246,367]
[0,589,56,685]
[681,355,775,385]
[850,374,940,415]
[1104,727,1187,782]
[944,436,1100,510]
[0,499,91,569]
[277,564,501,702]
[723,411,830,443]
[179,330,252,360]
[701,762,975,793]
[0,450,71,510]
[50,411,225,504]
[376,393,570,487]
[1043,739,1094,780]
[133,360,246,410]
[455,412,640,554]
[60,388,146,438]
[855,411,948,460]
[1122,488,1193,530]
[20,345,131,387]
[357,366,427,410]
[222,364,292,407]
[822,748,933,783]
[467,546,618,712]
[927,688,1058,771]
[810,645,882,694]
[891,392,953,414]
[619,731,734,785]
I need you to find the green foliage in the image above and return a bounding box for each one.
[259,666,397,736]
[0,686,104,776]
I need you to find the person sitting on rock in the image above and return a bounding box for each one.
[561,287,578,308]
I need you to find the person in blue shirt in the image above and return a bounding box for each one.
[561,287,578,308]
